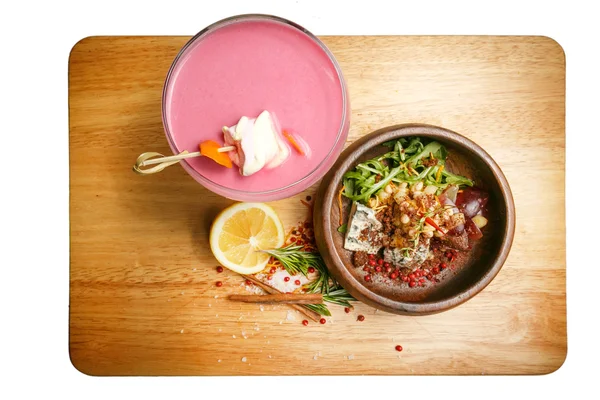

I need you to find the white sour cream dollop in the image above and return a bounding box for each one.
[222,110,290,176]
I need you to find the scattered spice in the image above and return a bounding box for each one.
[344,307,351,313]
[216,281,223,287]
[319,318,326,324]
[302,320,309,326]
[395,345,403,352]
[300,199,312,209]
[357,315,365,322]
[216,266,223,273]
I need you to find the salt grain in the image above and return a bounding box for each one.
[259,305,264,312]
[241,357,247,362]
[245,282,263,294]
[232,335,236,338]
[214,295,219,299]
[286,310,296,321]
[268,355,272,359]
[208,304,211,308]
[193,268,196,271]
[313,356,318,360]
[241,330,248,339]
[217,359,221,363]
[180,329,184,333]
[181,291,184,295]
[218,328,222,332]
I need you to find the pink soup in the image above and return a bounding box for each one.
[163,15,349,201]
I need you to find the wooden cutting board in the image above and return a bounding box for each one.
[69,35,566,376]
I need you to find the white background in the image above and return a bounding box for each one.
[1,0,597,399]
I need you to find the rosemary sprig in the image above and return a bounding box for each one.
[262,244,355,316]
[262,244,321,277]
[303,303,332,316]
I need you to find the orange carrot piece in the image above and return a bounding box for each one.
[283,130,305,156]
[199,140,232,168]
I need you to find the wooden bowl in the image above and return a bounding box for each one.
[314,124,515,315]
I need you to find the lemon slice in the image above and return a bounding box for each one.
[209,202,285,274]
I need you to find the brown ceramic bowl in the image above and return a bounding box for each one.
[314,124,515,315]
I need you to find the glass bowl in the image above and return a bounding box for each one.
[161,14,350,202]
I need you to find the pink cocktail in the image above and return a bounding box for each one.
[162,14,350,201]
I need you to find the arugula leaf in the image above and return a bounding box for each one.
[405,141,447,167]
[403,137,424,154]
[442,170,474,186]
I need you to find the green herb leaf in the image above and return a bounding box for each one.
[442,170,473,186]
[405,141,446,167]
[304,303,332,317]
[340,137,472,206]
[337,224,348,233]
[263,245,356,316]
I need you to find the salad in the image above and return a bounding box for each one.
[339,137,490,287]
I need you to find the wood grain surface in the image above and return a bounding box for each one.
[69,35,566,376]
